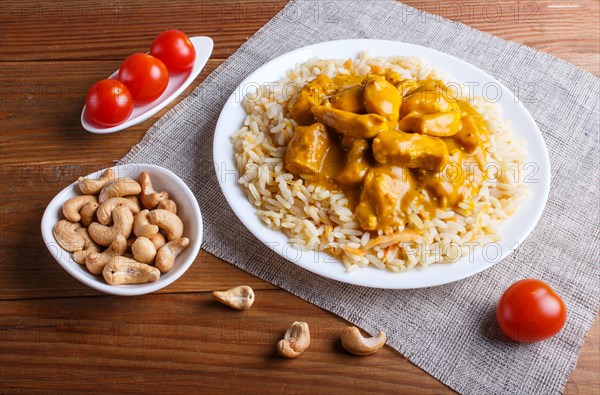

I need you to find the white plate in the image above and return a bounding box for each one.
[82,36,213,134]
[213,39,550,289]
[41,164,203,296]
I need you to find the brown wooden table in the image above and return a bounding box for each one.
[1,1,598,393]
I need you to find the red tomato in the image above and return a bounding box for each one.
[85,79,133,127]
[150,30,196,73]
[496,279,567,343]
[118,53,169,103]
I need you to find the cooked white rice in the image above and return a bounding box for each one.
[232,52,528,272]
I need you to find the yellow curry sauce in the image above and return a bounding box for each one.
[284,72,489,235]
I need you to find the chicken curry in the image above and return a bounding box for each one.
[284,72,489,235]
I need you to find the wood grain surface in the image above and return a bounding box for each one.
[1,0,598,393]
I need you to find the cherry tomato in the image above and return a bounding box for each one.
[150,30,196,73]
[118,53,169,103]
[496,279,567,343]
[85,79,133,127]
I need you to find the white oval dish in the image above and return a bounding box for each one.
[41,164,203,296]
[82,36,213,134]
[213,39,551,289]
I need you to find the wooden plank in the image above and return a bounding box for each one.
[564,318,600,394]
[0,292,452,394]
[0,0,598,393]
[0,0,287,61]
[1,293,596,393]
[404,0,599,76]
[0,0,598,75]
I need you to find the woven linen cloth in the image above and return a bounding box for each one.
[119,1,600,393]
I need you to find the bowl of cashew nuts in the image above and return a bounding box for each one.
[41,163,203,296]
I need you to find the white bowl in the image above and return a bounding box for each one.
[213,39,551,289]
[41,163,203,296]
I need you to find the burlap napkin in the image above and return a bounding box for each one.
[120,1,600,393]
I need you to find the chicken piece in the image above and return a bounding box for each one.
[398,108,461,137]
[453,116,484,153]
[288,75,337,125]
[364,76,402,125]
[398,81,461,137]
[414,149,480,210]
[385,72,420,97]
[396,111,421,132]
[400,85,458,116]
[311,105,388,139]
[336,139,372,187]
[451,100,489,153]
[356,166,413,232]
[285,123,331,179]
[333,74,367,88]
[329,85,366,113]
[385,71,404,87]
[372,130,448,171]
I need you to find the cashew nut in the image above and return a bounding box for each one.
[59,169,191,285]
[147,232,166,250]
[133,209,160,237]
[53,220,85,252]
[132,237,157,264]
[139,172,169,209]
[78,168,115,195]
[155,237,189,273]
[80,201,99,227]
[125,195,142,210]
[98,178,142,203]
[340,326,386,356]
[212,285,255,310]
[103,256,161,285]
[157,199,177,214]
[85,235,127,275]
[72,228,101,264]
[96,197,140,225]
[277,321,310,358]
[148,209,183,241]
[62,195,98,222]
[88,206,134,246]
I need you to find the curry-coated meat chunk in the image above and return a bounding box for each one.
[414,149,482,210]
[364,75,402,126]
[398,82,461,137]
[311,105,388,139]
[356,166,413,232]
[372,130,449,171]
[452,100,489,153]
[336,139,372,187]
[288,75,337,125]
[284,123,331,179]
[329,85,366,113]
